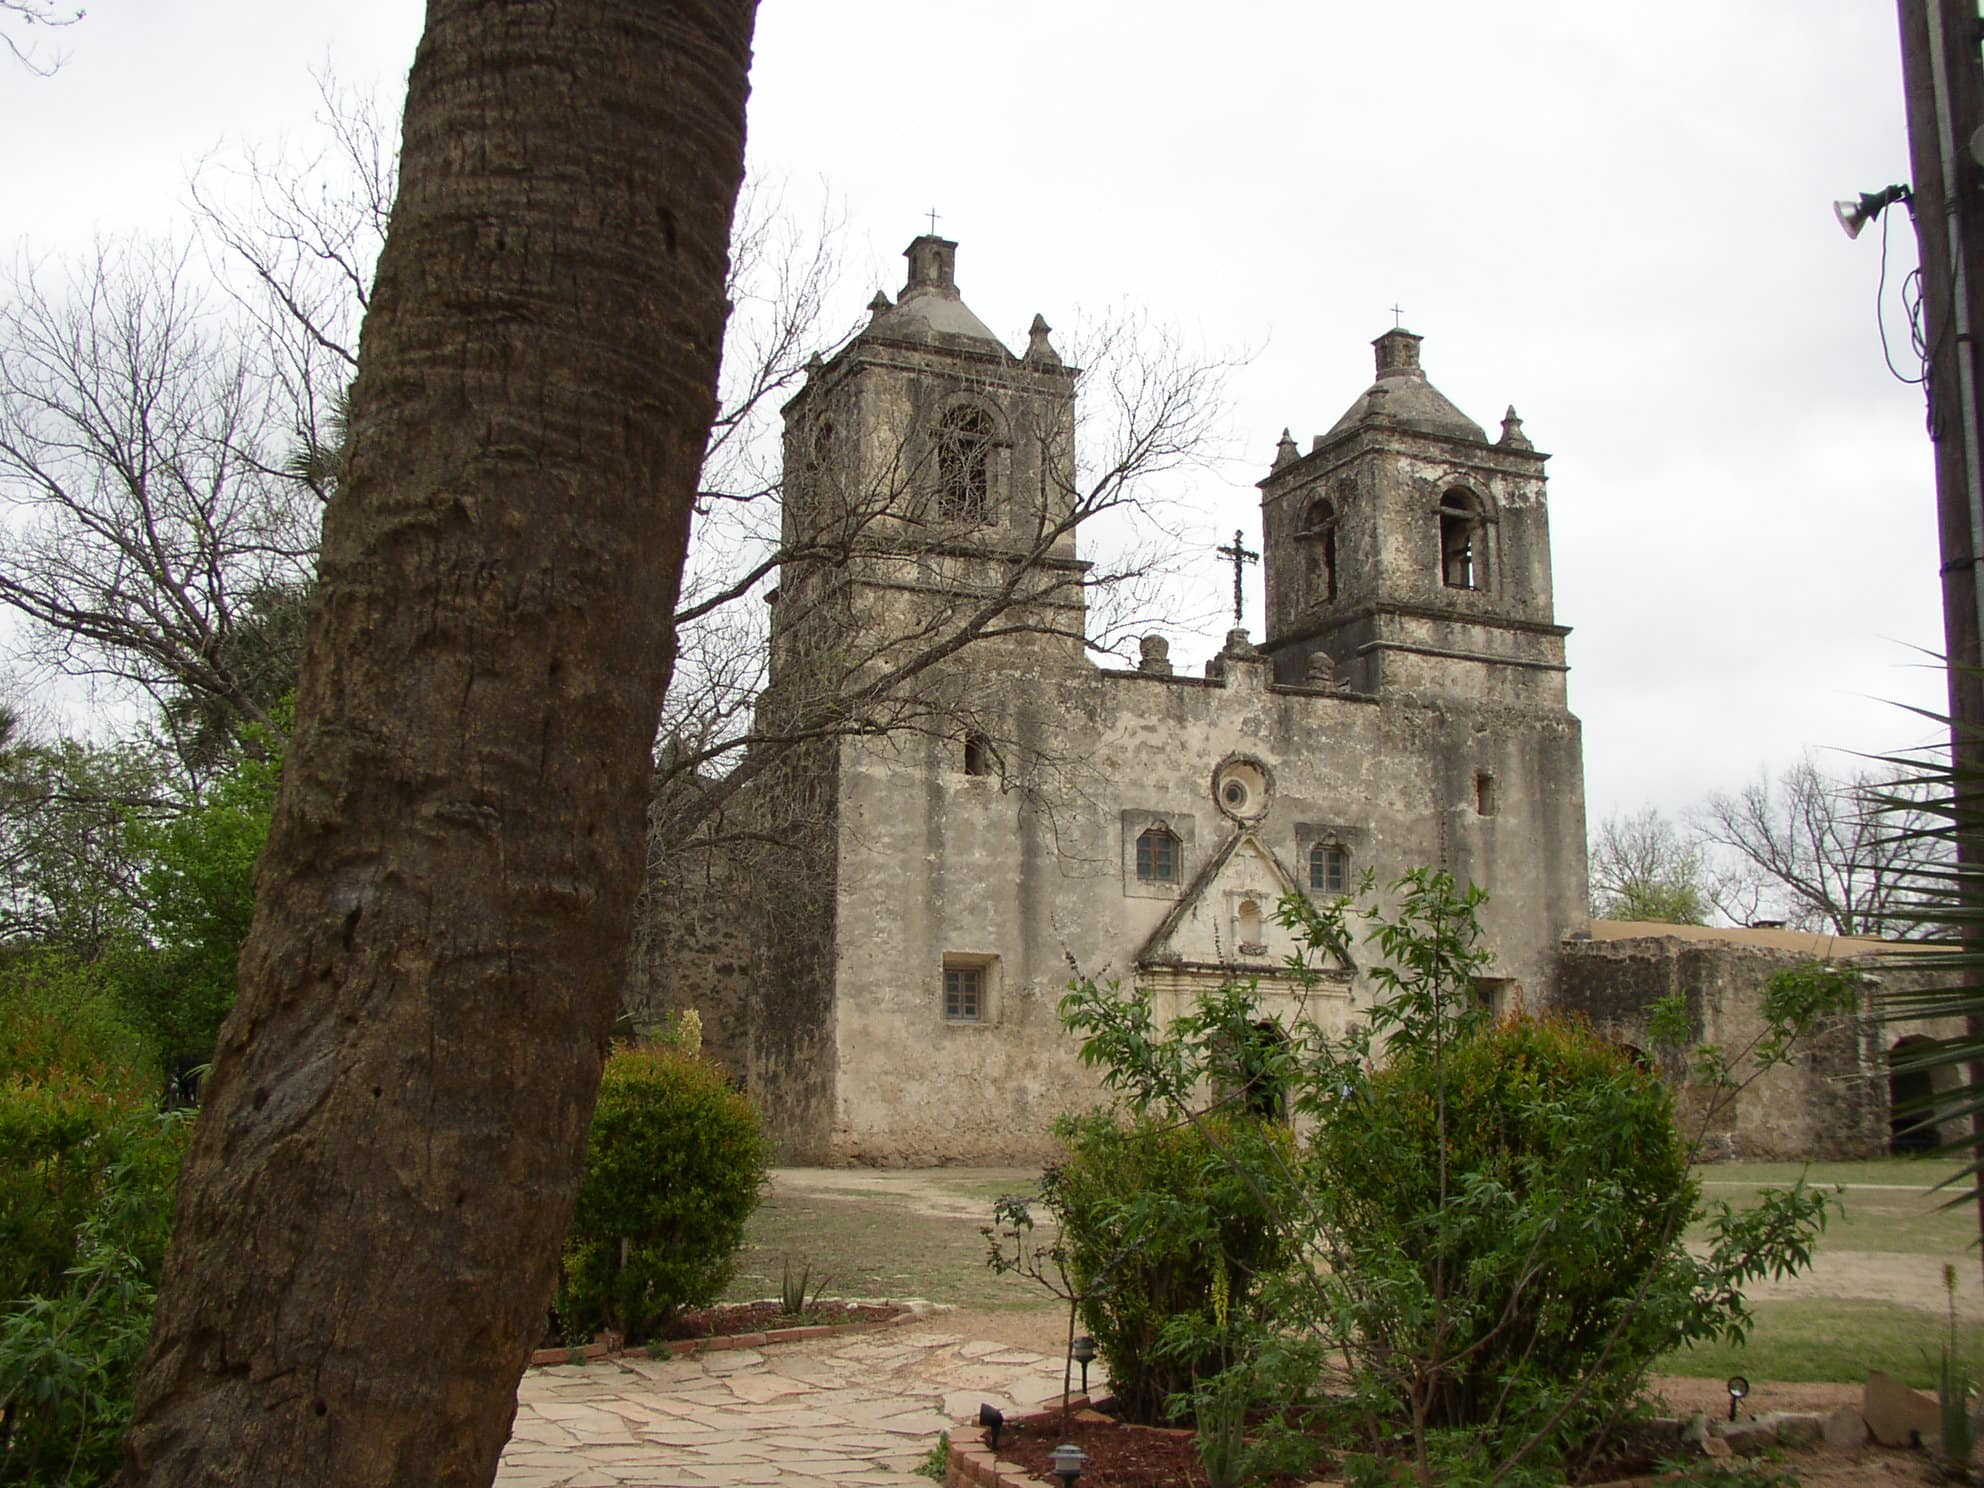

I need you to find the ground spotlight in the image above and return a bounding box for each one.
[1726,1374,1750,1421]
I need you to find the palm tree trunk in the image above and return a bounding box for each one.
[120,3,758,1483]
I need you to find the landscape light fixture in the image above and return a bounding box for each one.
[1049,1442,1088,1488]
[978,1403,1004,1452]
[1071,1335,1097,1395]
[1726,1375,1750,1422]
[1833,183,1912,240]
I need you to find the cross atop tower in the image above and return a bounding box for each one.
[1217,529,1259,624]
[925,207,942,236]
[1390,302,1405,328]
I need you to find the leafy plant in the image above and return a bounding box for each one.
[779,1256,816,1316]
[1058,868,1837,1487]
[0,1112,188,1486]
[914,1431,948,1481]
[1935,1262,1976,1470]
[1010,1111,1289,1426]
[558,1045,772,1343]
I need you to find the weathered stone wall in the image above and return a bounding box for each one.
[1556,923,1966,1161]
[625,834,755,1078]
[812,632,1588,1164]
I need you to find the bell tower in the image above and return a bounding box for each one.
[771,236,1086,676]
[1257,328,1568,703]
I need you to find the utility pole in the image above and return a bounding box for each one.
[1896,0,1984,1276]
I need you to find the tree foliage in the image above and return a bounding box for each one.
[1587,807,1709,924]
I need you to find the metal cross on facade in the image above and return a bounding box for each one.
[926,207,942,236]
[1217,529,1259,624]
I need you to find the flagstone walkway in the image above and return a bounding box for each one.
[496,1318,1076,1488]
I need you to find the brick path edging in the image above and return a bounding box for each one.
[527,1298,941,1369]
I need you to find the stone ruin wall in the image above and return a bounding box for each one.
[1555,926,1965,1162]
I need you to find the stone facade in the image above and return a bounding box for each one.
[636,236,1592,1163]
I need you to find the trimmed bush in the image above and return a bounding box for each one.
[558,1045,771,1343]
[1054,1109,1290,1425]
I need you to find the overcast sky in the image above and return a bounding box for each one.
[0,1,1944,832]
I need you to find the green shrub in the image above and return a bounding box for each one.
[0,958,186,1486]
[558,1045,771,1343]
[1311,1012,1696,1436]
[0,956,174,1306]
[1053,1109,1290,1425]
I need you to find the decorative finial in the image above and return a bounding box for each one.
[867,290,892,319]
[1025,312,1062,366]
[1498,405,1532,450]
[1273,428,1299,469]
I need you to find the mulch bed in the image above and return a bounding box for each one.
[664,1299,907,1339]
[988,1402,1335,1488]
[530,1298,913,1366]
[973,1401,1684,1488]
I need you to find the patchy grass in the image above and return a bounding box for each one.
[1668,1299,1984,1389]
[1691,1165,1976,1256]
[725,1172,1051,1308]
[1699,1158,1969,1192]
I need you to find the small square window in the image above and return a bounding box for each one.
[1136,827,1180,883]
[944,965,984,1022]
[1309,842,1348,895]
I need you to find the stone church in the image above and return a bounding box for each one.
[637,233,1593,1163]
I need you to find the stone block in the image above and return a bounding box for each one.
[1864,1369,1940,1448]
[1823,1405,1868,1450]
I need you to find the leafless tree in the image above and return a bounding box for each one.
[1,0,82,75]
[1693,755,1948,938]
[649,305,1234,852]
[0,238,319,757]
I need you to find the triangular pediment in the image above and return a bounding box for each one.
[1135,829,1354,978]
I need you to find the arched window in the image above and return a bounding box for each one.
[935,405,994,523]
[1309,842,1349,895]
[1301,496,1338,603]
[963,731,995,777]
[1135,827,1180,884]
[1438,488,1487,590]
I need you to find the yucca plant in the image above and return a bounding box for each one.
[1862,679,1984,1270]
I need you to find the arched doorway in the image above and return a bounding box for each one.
[1889,1036,1951,1155]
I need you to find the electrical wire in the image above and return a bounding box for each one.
[1879,200,1933,389]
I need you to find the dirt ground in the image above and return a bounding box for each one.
[766,1168,1970,1485]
